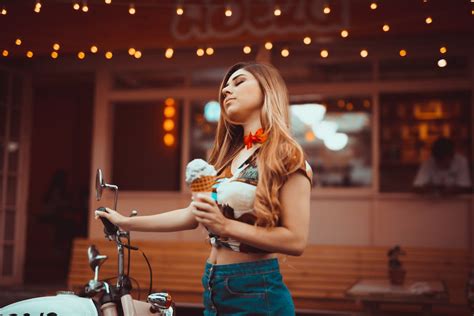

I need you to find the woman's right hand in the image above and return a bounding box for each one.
[95,207,128,229]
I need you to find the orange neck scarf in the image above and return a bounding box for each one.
[243,128,268,149]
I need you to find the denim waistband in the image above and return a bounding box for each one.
[204,258,279,278]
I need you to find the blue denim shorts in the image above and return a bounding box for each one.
[202,258,295,315]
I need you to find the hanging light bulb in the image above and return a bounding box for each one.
[274,5,281,16]
[360,49,368,58]
[128,48,136,55]
[78,51,85,59]
[399,49,407,57]
[73,1,80,10]
[206,47,214,55]
[53,43,60,51]
[176,5,184,15]
[320,49,329,58]
[382,24,390,32]
[105,0,112,4]
[370,1,378,10]
[1,6,7,15]
[341,30,349,38]
[425,16,433,24]
[281,48,289,57]
[323,4,331,14]
[2,50,8,57]
[437,58,447,68]
[440,46,447,54]
[51,51,59,59]
[134,50,142,59]
[82,1,89,12]
[303,37,312,45]
[243,46,252,54]
[90,45,98,53]
[225,5,232,17]
[165,48,174,58]
[34,0,42,13]
[264,42,273,50]
[129,3,136,15]
[196,48,205,56]
[105,51,113,59]
[15,38,22,46]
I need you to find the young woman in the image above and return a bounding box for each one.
[95,61,313,315]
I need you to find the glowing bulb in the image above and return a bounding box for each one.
[105,51,113,59]
[15,38,22,46]
[370,2,377,10]
[165,98,175,106]
[399,49,407,57]
[1,7,7,15]
[176,6,184,15]
[274,6,281,16]
[196,48,204,56]
[73,3,80,10]
[382,24,390,32]
[163,119,175,131]
[129,4,136,15]
[78,51,85,59]
[320,49,329,58]
[2,50,8,57]
[440,46,447,54]
[53,43,60,51]
[90,45,98,53]
[51,51,58,59]
[128,48,136,55]
[360,49,368,58]
[134,51,142,58]
[165,48,174,59]
[34,4,41,13]
[323,5,331,14]
[105,0,112,3]
[281,49,289,57]
[341,30,349,38]
[264,42,273,50]
[243,46,251,54]
[303,37,311,45]
[164,106,176,118]
[82,4,89,12]
[225,6,232,17]
[163,133,175,146]
[425,17,432,24]
[437,58,447,67]
[206,47,214,55]
[26,51,33,58]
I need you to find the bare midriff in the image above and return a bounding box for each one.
[207,245,276,265]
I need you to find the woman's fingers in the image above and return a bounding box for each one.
[191,201,213,212]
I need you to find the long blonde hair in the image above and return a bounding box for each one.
[208,62,305,227]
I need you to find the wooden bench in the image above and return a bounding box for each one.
[68,238,472,315]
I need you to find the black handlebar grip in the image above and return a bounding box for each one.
[97,206,119,236]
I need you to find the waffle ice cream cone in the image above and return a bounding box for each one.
[185,159,217,196]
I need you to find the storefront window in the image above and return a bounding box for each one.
[379,91,472,192]
[112,99,182,190]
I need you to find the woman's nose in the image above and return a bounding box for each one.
[222,86,232,96]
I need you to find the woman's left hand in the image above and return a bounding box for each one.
[191,193,229,236]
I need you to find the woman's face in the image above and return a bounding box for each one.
[221,68,263,124]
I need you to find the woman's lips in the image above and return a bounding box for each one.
[224,98,236,106]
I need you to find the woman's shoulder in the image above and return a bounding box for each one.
[295,160,313,186]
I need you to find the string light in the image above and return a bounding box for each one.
[26,51,34,58]
[383,24,390,32]
[53,43,60,51]
[274,6,281,16]
[78,51,85,59]
[281,48,289,57]
[196,48,205,56]
[51,51,58,59]
[2,50,8,57]
[163,119,175,131]
[176,5,184,15]
[320,49,329,58]
[129,3,136,15]
[370,2,378,10]
[105,51,113,59]
[425,17,433,24]
[206,47,214,55]
[264,42,273,50]
[225,5,232,17]
[399,49,407,57]
[164,134,175,147]
[34,0,42,13]
[134,50,142,58]
[128,48,136,55]
[73,2,80,10]
[303,37,312,45]
[1,6,7,15]
[243,46,252,54]
[165,48,174,58]
[90,45,98,53]
[82,0,89,12]
[437,58,447,68]
[105,0,112,4]
[165,98,175,107]
[440,46,447,54]
[15,38,22,46]
[323,4,331,14]
[360,49,368,58]
[164,106,176,118]
[341,30,349,38]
